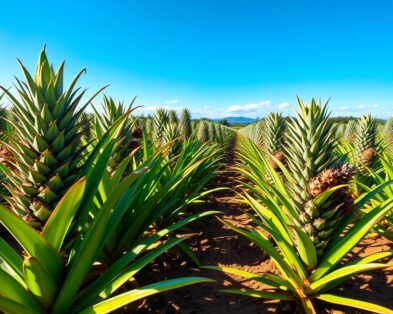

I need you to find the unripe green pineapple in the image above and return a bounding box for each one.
[285,98,354,256]
[179,109,192,139]
[0,48,103,227]
[94,95,140,175]
[353,114,377,169]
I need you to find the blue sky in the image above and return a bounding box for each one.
[1,0,393,119]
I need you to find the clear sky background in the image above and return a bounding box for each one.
[1,0,393,119]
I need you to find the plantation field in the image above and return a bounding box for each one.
[0,50,392,314]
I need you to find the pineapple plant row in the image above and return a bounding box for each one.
[0,49,228,313]
[223,98,393,313]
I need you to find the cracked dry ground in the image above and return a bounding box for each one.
[135,141,393,314]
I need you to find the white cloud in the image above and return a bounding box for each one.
[278,102,290,110]
[339,106,349,111]
[353,104,380,111]
[165,99,179,104]
[226,100,270,113]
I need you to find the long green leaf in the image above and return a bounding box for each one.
[0,205,63,281]
[75,210,221,307]
[312,197,393,281]
[42,178,86,252]
[317,294,393,314]
[203,265,290,290]
[78,277,215,314]
[0,296,40,314]
[0,268,41,311]
[221,288,295,301]
[309,263,388,293]
[0,237,24,286]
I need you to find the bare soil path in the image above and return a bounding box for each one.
[136,136,393,314]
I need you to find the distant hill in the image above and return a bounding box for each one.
[212,116,256,124]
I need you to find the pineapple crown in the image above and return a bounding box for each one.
[382,117,393,144]
[95,95,136,137]
[94,95,140,174]
[169,110,178,125]
[264,111,286,155]
[354,114,377,152]
[179,108,192,139]
[208,122,217,140]
[0,47,106,223]
[153,108,170,142]
[285,98,337,207]
[198,121,210,143]
[286,98,337,184]
[343,120,357,142]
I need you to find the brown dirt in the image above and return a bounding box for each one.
[135,137,393,314]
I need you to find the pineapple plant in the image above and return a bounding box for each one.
[169,109,178,125]
[353,114,378,170]
[239,119,265,147]
[383,117,393,149]
[0,48,104,227]
[208,122,217,140]
[180,108,192,139]
[153,108,170,145]
[343,119,357,142]
[212,98,393,313]
[0,131,214,313]
[285,98,354,256]
[264,112,286,171]
[94,95,140,175]
[198,121,209,143]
